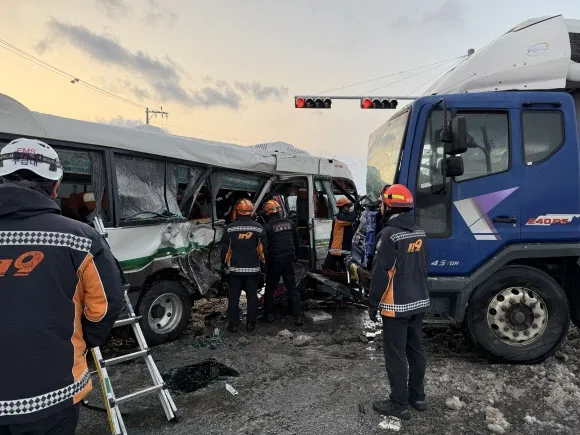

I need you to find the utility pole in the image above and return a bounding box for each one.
[145,107,169,125]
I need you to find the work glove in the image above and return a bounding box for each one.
[368,307,378,323]
[221,264,229,275]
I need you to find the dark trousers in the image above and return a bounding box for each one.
[264,261,303,317]
[228,274,260,325]
[0,404,80,435]
[382,313,426,409]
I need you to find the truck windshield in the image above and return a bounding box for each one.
[366,109,409,200]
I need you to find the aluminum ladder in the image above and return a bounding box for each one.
[85,217,178,435]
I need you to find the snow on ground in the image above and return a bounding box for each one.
[77,300,580,435]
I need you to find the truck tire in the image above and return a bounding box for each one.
[570,292,580,329]
[136,280,192,346]
[466,265,569,364]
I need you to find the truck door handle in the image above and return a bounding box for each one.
[493,216,517,224]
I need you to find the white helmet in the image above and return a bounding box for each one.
[0,138,63,181]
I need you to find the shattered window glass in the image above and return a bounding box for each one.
[116,154,181,221]
[219,174,262,191]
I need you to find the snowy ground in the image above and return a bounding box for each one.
[77,299,580,435]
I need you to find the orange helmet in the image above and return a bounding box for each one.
[382,184,414,208]
[336,197,352,208]
[263,199,281,215]
[235,198,254,216]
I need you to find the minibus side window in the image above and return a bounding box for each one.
[115,154,182,222]
[52,147,111,224]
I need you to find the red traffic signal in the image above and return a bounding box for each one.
[295,97,332,109]
[360,98,398,109]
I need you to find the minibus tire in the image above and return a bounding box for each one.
[137,280,192,346]
[465,265,569,364]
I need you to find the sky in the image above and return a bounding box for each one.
[0,0,578,192]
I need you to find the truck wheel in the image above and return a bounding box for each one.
[570,295,580,329]
[466,265,569,364]
[136,280,192,346]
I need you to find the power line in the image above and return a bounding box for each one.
[408,56,469,96]
[0,37,147,109]
[363,56,466,95]
[313,55,466,96]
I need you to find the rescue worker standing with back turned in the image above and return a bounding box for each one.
[323,197,356,272]
[0,138,124,435]
[221,198,267,333]
[368,184,429,420]
[260,199,303,326]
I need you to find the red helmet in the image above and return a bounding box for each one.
[336,197,352,208]
[235,198,254,216]
[382,184,414,208]
[263,199,281,215]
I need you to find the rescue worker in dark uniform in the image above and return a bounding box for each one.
[260,199,303,326]
[323,197,356,272]
[0,138,124,435]
[220,198,267,333]
[368,184,429,420]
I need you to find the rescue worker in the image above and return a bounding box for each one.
[368,184,429,419]
[0,138,124,434]
[260,199,303,325]
[322,197,356,272]
[220,198,267,333]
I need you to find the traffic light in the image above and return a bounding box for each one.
[295,97,332,109]
[360,98,398,109]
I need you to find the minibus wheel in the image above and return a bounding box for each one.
[465,265,569,364]
[137,280,192,346]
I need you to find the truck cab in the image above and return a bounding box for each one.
[359,14,580,363]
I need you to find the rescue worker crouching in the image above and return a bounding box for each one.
[0,138,124,434]
[322,197,356,272]
[220,198,267,333]
[368,184,429,420]
[259,199,304,326]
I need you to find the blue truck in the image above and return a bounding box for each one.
[299,15,580,363]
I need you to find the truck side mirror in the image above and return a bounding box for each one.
[444,116,468,155]
[445,155,464,177]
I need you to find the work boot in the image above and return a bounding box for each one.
[247,323,256,333]
[294,315,304,326]
[227,323,238,333]
[372,399,411,420]
[411,400,427,411]
[409,393,426,411]
[259,313,275,323]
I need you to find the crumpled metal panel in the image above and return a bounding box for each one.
[176,248,221,295]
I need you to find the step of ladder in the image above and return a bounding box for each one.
[116,384,166,404]
[113,316,142,328]
[83,216,178,435]
[101,349,150,366]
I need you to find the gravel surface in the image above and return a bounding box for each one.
[77,300,580,434]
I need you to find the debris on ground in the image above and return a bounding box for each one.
[225,383,238,395]
[237,337,249,347]
[277,329,294,340]
[162,359,239,393]
[485,407,510,434]
[378,417,401,431]
[304,310,333,324]
[293,335,313,347]
[524,415,538,424]
[445,396,465,410]
[192,335,226,349]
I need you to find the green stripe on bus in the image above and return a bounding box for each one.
[119,242,211,271]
